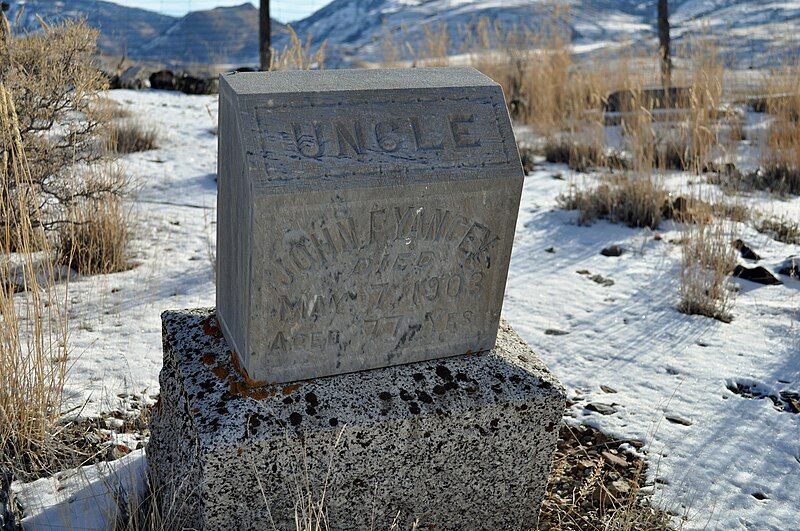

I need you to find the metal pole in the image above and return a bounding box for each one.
[259,0,271,71]
[658,0,671,93]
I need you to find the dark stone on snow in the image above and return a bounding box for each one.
[778,256,799,279]
[732,265,782,285]
[600,244,623,257]
[585,402,617,415]
[149,70,218,95]
[671,196,688,215]
[176,74,218,95]
[149,70,176,90]
[733,239,761,261]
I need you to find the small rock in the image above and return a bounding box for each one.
[601,450,628,468]
[733,239,761,261]
[106,444,131,461]
[103,417,124,430]
[585,403,617,415]
[590,274,615,287]
[576,269,591,275]
[545,247,556,253]
[600,385,617,394]
[600,244,623,257]
[544,328,569,336]
[777,256,799,279]
[665,415,692,426]
[732,265,782,285]
[609,479,631,497]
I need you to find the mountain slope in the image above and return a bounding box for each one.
[8,0,175,57]
[289,0,654,66]
[6,0,800,68]
[136,3,286,66]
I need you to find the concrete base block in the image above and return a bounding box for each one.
[148,308,565,530]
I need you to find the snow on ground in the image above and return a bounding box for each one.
[17,89,800,529]
[505,166,800,529]
[62,90,218,416]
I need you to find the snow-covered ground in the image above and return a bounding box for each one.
[14,89,800,529]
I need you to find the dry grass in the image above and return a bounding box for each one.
[105,119,159,154]
[755,215,800,245]
[758,64,800,195]
[677,219,737,323]
[539,425,672,531]
[0,83,69,482]
[542,136,614,172]
[558,174,670,229]
[684,41,726,174]
[57,168,131,276]
[95,98,132,121]
[271,25,327,70]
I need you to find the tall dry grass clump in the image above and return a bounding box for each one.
[0,83,69,481]
[558,174,669,229]
[105,119,159,154]
[466,8,610,170]
[678,218,737,322]
[684,40,725,174]
[271,26,327,70]
[759,64,800,194]
[57,165,131,275]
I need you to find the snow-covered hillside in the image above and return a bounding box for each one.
[9,0,800,68]
[13,88,798,530]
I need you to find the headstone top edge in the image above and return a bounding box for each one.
[219,67,498,96]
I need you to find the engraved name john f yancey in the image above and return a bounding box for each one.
[216,68,524,383]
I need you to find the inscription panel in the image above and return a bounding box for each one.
[247,179,519,382]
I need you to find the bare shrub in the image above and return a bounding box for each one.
[57,165,131,275]
[0,83,69,482]
[678,219,737,322]
[1,20,110,240]
[0,19,134,276]
[543,136,609,172]
[105,119,159,154]
[755,215,800,245]
[558,174,669,229]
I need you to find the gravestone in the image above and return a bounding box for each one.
[148,68,565,530]
[216,68,523,383]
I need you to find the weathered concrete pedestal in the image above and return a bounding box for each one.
[148,308,565,530]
